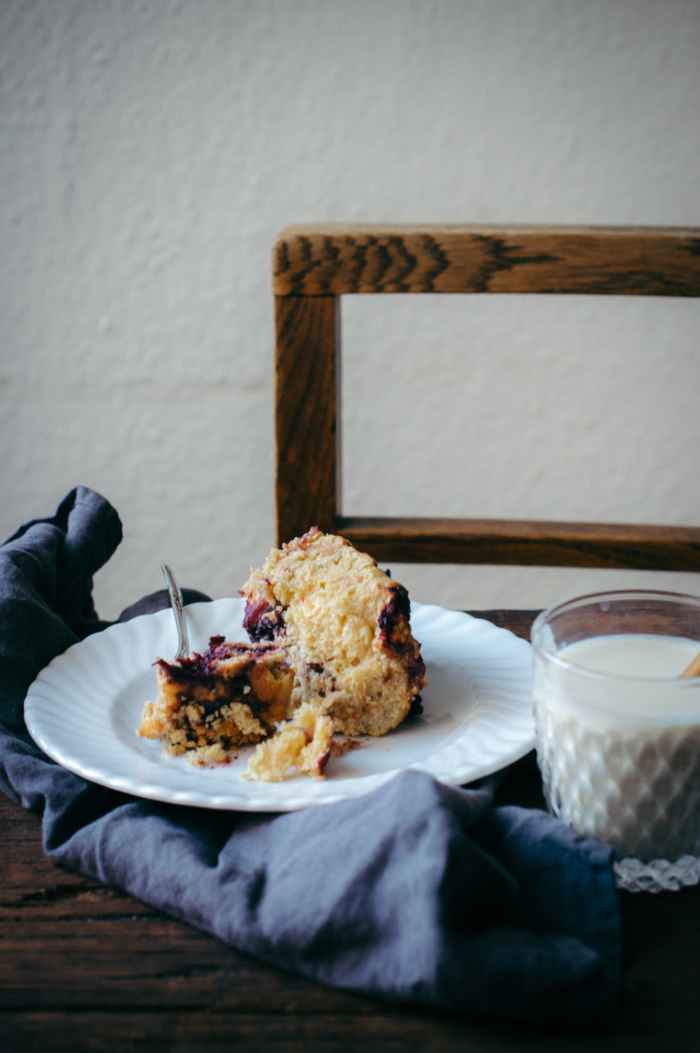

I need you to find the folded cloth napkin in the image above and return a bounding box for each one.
[0,488,621,1024]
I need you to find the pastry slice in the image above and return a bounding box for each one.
[138,636,294,767]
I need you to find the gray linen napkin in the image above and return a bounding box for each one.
[0,488,621,1023]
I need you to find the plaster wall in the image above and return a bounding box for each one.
[1,0,699,618]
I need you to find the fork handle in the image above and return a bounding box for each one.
[161,564,190,661]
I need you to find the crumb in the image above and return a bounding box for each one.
[243,704,337,782]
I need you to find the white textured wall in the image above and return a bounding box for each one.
[1,0,699,619]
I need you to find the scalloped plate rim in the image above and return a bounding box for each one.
[24,599,535,812]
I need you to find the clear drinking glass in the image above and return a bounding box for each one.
[531,590,700,892]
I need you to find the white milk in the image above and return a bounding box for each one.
[562,634,699,682]
[534,633,700,862]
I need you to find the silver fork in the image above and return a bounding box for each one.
[161,563,190,660]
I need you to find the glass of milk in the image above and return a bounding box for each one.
[532,590,700,869]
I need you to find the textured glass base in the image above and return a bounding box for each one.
[614,854,700,893]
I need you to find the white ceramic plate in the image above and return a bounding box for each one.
[24,599,535,812]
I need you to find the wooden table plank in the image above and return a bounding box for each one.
[4,1003,700,1053]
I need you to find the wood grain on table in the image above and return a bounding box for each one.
[3,611,700,1052]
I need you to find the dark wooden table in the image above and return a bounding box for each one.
[3,610,700,1052]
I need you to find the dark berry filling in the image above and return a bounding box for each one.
[378,584,426,692]
[243,598,286,641]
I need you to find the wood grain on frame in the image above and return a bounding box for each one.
[273,224,700,570]
[273,224,700,297]
[337,517,700,572]
[275,295,338,546]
